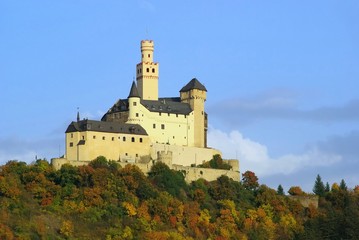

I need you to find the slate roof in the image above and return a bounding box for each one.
[180,78,207,92]
[128,81,140,98]
[66,119,148,135]
[141,97,192,114]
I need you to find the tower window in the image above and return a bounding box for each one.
[133,102,137,106]
[161,124,165,130]
[146,68,149,72]
[70,133,73,138]
[112,137,114,141]
[123,137,126,141]
[136,113,139,117]
[152,68,155,73]
[93,136,96,139]
[69,142,73,147]
[131,137,135,142]
[148,54,150,58]
[102,136,105,140]
[140,138,143,143]
[153,124,156,129]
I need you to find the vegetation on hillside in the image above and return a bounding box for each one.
[0,157,358,239]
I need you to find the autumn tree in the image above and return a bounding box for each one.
[242,171,259,191]
[288,186,304,196]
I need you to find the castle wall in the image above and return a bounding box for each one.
[65,130,151,163]
[51,158,239,183]
[151,143,221,167]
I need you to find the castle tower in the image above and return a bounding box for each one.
[136,40,159,100]
[127,81,141,123]
[180,78,207,148]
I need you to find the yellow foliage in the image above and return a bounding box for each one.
[60,220,74,238]
[122,202,137,216]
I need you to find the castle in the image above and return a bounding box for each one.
[51,40,239,182]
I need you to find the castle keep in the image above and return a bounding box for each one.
[52,40,239,182]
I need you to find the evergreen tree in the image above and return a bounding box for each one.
[340,179,348,191]
[313,174,325,197]
[277,184,284,195]
[325,182,330,192]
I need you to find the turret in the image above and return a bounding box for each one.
[127,81,141,123]
[136,40,159,100]
[180,78,207,147]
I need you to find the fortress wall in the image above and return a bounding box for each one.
[288,195,319,208]
[151,143,221,167]
[172,165,240,182]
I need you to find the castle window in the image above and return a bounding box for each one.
[159,112,161,116]
[136,153,138,157]
[112,137,114,141]
[161,124,165,130]
[146,68,149,72]
[131,137,135,142]
[70,133,73,138]
[123,137,126,141]
[153,124,156,129]
[140,138,143,143]
[133,102,137,106]
[82,136,85,140]
[152,68,155,73]
[136,113,139,117]
[69,142,73,147]
[184,115,187,118]
[148,54,150,58]
[93,136,96,139]
[168,113,170,116]
[173,136,175,139]
[176,114,178,117]
[102,136,105,140]
[125,153,128,156]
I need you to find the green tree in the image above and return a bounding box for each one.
[277,184,284,195]
[325,182,330,192]
[340,179,348,191]
[313,174,325,197]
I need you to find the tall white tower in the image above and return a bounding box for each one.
[136,40,159,100]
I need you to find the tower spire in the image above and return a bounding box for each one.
[77,107,80,122]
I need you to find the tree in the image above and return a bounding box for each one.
[242,171,259,191]
[313,174,325,197]
[277,184,284,195]
[325,182,330,192]
[288,186,304,196]
[340,179,348,191]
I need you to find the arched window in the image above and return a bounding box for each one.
[152,68,155,73]
[146,68,149,72]
[131,137,135,142]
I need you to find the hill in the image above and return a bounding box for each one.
[1,157,359,239]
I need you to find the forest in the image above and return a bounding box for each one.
[0,156,359,240]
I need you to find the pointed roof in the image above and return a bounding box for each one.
[179,78,207,92]
[128,81,140,98]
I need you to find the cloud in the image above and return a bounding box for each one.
[207,126,342,177]
[209,91,359,126]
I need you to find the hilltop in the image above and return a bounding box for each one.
[0,157,358,239]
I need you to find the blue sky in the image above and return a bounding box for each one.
[1,1,359,192]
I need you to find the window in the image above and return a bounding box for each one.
[136,154,138,157]
[136,113,139,117]
[148,54,150,58]
[159,112,161,116]
[153,124,156,129]
[70,133,73,138]
[161,124,165,129]
[140,138,143,143]
[69,142,73,147]
[102,136,105,140]
[146,68,149,72]
[152,68,155,73]
[131,137,135,142]
[125,153,128,156]
[176,114,178,117]
[184,115,187,118]
[168,113,170,116]
[123,137,126,141]
[93,136,96,139]
[82,136,85,140]
[112,137,114,141]
[133,102,137,106]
